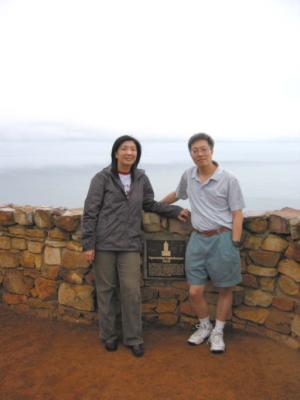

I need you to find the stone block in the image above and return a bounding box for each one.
[261,235,289,253]
[241,273,258,288]
[272,296,294,312]
[269,214,290,234]
[44,246,61,265]
[71,229,81,242]
[84,270,94,285]
[291,315,300,337]
[60,269,84,285]
[61,249,89,269]
[48,228,70,240]
[66,241,83,252]
[168,218,193,235]
[27,298,57,310]
[243,234,264,250]
[3,292,27,304]
[179,315,198,327]
[265,309,293,334]
[58,282,94,311]
[244,289,273,307]
[233,305,270,324]
[259,277,275,292]
[142,302,157,313]
[248,250,280,267]
[233,287,245,306]
[157,313,178,326]
[11,238,27,250]
[0,208,15,225]
[157,286,187,301]
[278,276,299,296]
[179,301,196,317]
[45,240,66,248]
[9,226,26,236]
[142,313,159,323]
[25,228,46,239]
[3,270,34,294]
[20,251,42,269]
[27,241,44,254]
[35,277,58,300]
[0,251,20,268]
[278,259,300,282]
[0,236,11,250]
[156,299,177,313]
[142,212,161,232]
[171,281,189,290]
[289,218,300,240]
[24,269,40,279]
[247,264,278,277]
[14,207,34,225]
[41,265,60,280]
[34,208,54,229]
[285,241,300,262]
[55,209,82,232]
[244,217,268,233]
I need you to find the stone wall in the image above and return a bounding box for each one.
[0,205,300,350]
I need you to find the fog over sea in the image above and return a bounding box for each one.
[1,139,300,212]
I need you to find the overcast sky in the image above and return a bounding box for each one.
[0,0,299,141]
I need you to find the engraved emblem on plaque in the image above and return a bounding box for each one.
[144,239,186,279]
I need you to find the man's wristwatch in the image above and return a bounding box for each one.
[232,240,242,248]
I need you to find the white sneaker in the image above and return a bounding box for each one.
[187,322,212,345]
[208,330,225,353]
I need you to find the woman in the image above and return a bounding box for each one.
[81,135,187,357]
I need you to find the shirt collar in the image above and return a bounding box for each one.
[192,161,222,182]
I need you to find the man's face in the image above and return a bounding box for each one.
[190,139,213,168]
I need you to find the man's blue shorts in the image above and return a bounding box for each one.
[185,230,242,287]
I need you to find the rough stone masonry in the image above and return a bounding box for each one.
[0,205,300,350]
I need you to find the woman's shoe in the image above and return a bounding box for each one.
[130,343,144,357]
[104,339,118,352]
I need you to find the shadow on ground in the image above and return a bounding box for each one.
[1,306,299,400]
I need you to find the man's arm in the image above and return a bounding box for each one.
[160,191,177,204]
[231,209,243,242]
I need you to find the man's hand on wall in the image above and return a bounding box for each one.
[177,209,190,222]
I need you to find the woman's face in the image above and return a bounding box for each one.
[115,140,138,170]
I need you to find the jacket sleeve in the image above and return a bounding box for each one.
[81,173,105,251]
[142,175,182,218]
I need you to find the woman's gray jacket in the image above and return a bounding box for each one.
[81,166,182,252]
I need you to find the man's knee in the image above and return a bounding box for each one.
[189,285,205,300]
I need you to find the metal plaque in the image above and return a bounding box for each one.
[144,239,186,279]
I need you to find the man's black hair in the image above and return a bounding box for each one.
[188,133,214,151]
[111,135,142,174]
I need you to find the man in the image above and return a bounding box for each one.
[161,133,245,353]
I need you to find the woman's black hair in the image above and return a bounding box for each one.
[111,135,142,174]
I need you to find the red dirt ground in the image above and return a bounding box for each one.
[1,306,300,400]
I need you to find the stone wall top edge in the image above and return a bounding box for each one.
[1,204,300,222]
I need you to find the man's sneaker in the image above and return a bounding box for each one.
[208,330,225,353]
[187,322,212,345]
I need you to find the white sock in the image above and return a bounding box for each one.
[199,316,211,326]
[214,320,225,333]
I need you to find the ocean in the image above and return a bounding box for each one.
[0,139,300,212]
